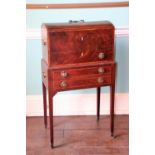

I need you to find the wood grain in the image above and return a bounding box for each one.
[41,21,116,148]
[26,115,129,154]
[43,22,114,66]
[26,1,129,9]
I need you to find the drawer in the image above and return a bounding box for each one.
[49,29,114,65]
[51,51,113,65]
[51,65,112,80]
[50,65,113,91]
[53,75,111,91]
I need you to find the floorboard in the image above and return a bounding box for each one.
[26,115,128,155]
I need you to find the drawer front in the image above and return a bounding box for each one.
[49,29,114,65]
[52,65,112,80]
[50,65,112,91]
[53,75,111,91]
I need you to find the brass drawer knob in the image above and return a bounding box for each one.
[98,67,105,74]
[98,52,105,59]
[98,77,104,83]
[81,36,84,41]
[60,81,67,88]
[61,71,68,78]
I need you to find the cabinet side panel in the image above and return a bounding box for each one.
[41,59,48,88]
[41,25,49,64]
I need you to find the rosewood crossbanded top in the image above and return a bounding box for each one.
[42,21,114,29]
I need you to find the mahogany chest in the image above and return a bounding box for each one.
[41,21,116,148]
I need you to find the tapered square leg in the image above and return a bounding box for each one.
[48,90,54,148]
[110,85,115,137]
[42,82,47,128]
[110,63,116,137]
[97,87,101,121]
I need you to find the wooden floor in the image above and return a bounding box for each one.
[26,115,128,155]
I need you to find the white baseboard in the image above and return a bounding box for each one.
[26,93,128,116]
[26,27,128,40]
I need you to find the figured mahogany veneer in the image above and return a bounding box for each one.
[50,29,113,65]
[41,21,116,148]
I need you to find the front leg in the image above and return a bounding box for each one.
[110,85,115,137]
[97,87,101,121]
[110,63,116,137]
[42,82,47,128]
[48,90,54,148]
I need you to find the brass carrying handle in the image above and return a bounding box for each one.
[42,40,46,46]
[42,72,46,78]
[69,20,85,23]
